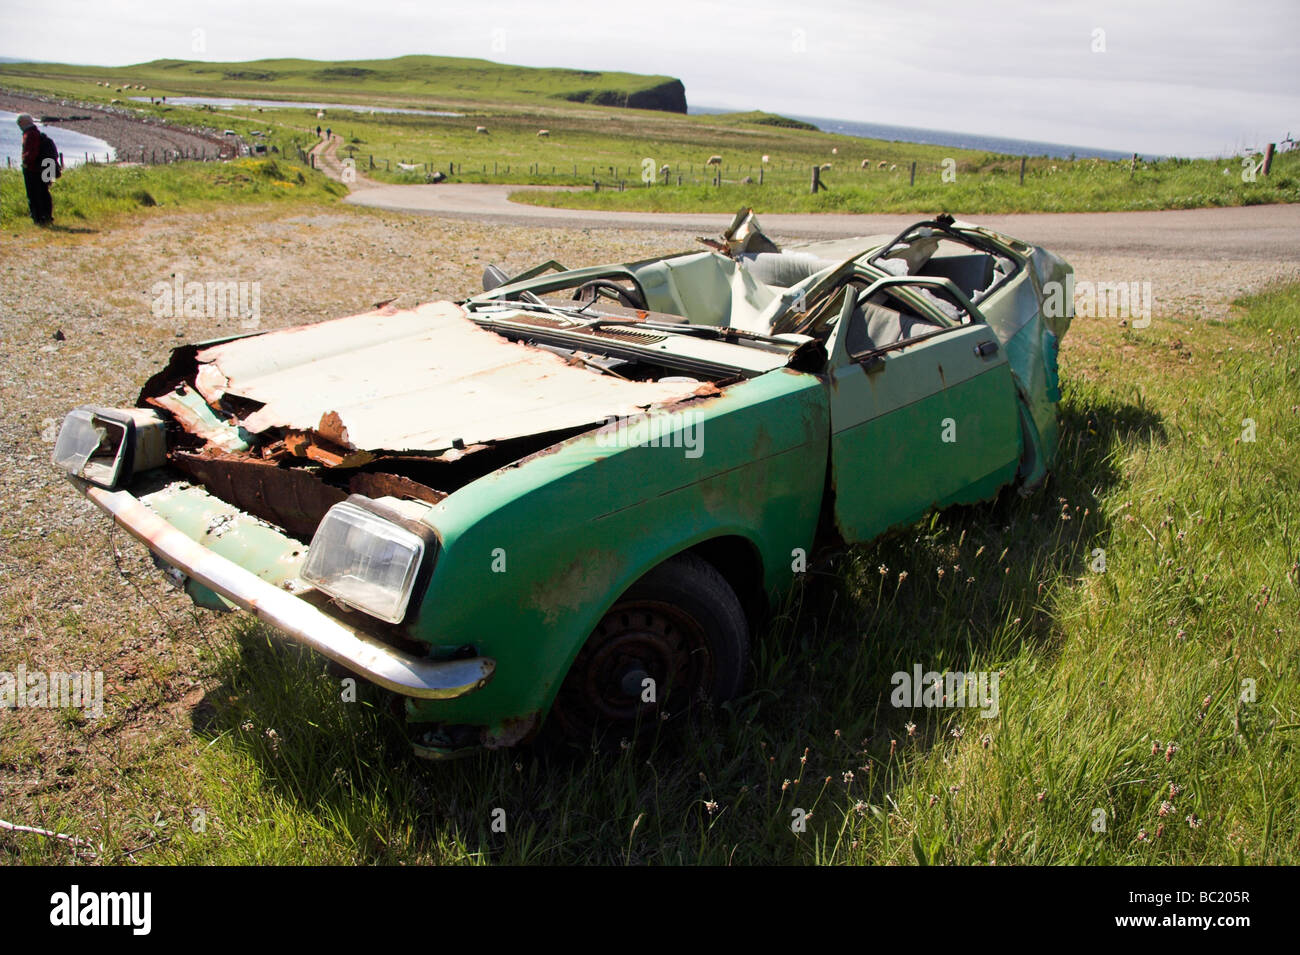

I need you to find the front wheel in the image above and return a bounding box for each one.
[548,553,749,745]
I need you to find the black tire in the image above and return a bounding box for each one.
[548,553,749,745]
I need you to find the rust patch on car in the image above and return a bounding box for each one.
[282,430,374,469]
[171,451,346,540]
[348,471,447,505]
[483,712,541,749]
[316,410,351,448]
[532,551,622,627]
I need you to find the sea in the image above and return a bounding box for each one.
[0,109,116,168]
[690,105,1147,160]
[127,96,463,118]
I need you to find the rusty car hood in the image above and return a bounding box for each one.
[182,300,719,456]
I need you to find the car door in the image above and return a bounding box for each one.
[825,276,1023,544]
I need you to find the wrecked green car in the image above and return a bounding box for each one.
[53,211,1072,757]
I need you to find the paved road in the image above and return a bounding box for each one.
[344,182,1300,262]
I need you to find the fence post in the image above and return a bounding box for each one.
[759,167,764,185]
[593,180,600,192]
[1130,152,1137,176]
[1263,143,1276,176]
[1019,156,1026,185]
[910,161,916,186]
[810,165,821,194]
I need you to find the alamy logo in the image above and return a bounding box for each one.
[594,411,704,459]
[49,885,151,935]
[891,665,1000,718]
[151,271,261,329]
[1,666,103,718]
[1043,275,1152,328]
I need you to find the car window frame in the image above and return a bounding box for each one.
[826,274,990,368]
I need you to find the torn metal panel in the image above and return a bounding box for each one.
[349,472,447,506]
[194,301,714,454]
[172,451,347,540]
[149,387,251,453]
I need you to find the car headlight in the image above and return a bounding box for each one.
[53,406,167,489]
[301,497,435,624]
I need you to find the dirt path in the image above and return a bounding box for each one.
[308,132,380,190]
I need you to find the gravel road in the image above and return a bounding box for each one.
[344,184,1300,318]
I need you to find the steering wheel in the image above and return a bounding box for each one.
[571,279,646,311]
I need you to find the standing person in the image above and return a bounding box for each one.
[325,126,331,141]
[316,124,322,137]
[17,113,54,226]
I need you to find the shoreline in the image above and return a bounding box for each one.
[0,88,239,162]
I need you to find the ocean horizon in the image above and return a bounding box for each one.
[690,105,1152,161]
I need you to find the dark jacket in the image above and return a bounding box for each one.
[21,125,41,171]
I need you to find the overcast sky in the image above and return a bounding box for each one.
[3,0,1296,156]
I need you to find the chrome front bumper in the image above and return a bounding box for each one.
[72,478,495,700]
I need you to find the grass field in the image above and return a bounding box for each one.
[8,275,1296,865]
[0,157,346,230]
[508,149,1300,214]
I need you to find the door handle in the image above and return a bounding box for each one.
[973,340,999,358]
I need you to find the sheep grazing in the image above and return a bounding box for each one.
[889,163,897,171]
[761,154,770,163]
[476,126,489,134]
[820,162,832,171]
[705,155,722,166]
[861,159,871,169]
[831,147,838,155]
[659,164,670,176]
[537,129,549,137]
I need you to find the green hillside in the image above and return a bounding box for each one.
[0,54,688,112]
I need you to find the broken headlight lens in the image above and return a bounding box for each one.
[52,407,167,489]
[301,500,428,624]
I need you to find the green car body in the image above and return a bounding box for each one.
[55,213,1073,757]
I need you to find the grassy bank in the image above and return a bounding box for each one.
[9,279,1297,865]
[0,157,345,230]
[510,150,1300,214]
